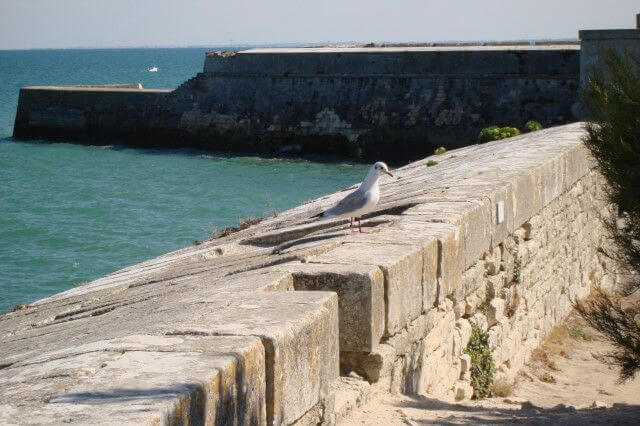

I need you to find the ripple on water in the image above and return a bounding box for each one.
[0,140,369,313]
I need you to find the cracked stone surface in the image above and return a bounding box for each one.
[0,123,593,424]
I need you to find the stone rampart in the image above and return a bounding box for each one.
[0,123,616,424]
[13,85,171,142]
[13,45,579,161]
[579,28,640,88]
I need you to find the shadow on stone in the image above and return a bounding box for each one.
[394,395,640,425]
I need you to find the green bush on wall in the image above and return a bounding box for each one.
[524,120,543,133]
[477,126,521,143]
[464,324,495,398]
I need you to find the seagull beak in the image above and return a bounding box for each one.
[385,170,394,177]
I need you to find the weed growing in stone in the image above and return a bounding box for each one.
[569,326,586,340]
[524,120,543,132]
[477,300,491,317]
[491,377,514,397]
[426,160,438,167]
[210,217,263,240]
[513,253,521,284]
[464,324,495,398]
[539,372,556,383]
[10,304,29,313]
[434,146,447,155]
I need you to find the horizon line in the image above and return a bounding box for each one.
[0,37,581,52]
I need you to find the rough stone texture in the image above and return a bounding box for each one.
[13,45,579,161]
[271,262,385,353]
[0,335,266,425]
[311,242,423,336]
[0,122,617,423]
[0,270,340,424]
[354,167,615,401]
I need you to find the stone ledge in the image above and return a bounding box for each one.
[0,334,266,425]
[1,123,599,423]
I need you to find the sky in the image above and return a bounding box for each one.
[0,0,638,50]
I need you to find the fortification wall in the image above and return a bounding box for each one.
[0,123,616,425]
[13,46,579,161]
[13,86,171,142]
[336,167,612,408]
[579,29,640,88]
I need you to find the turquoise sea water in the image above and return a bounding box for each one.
[0,48,368,313]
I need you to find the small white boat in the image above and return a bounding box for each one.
[147,66,159,73]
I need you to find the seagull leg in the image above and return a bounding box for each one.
[349,217,354,233]
[358,217,363,233]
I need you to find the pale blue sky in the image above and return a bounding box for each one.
[0,0,638,50]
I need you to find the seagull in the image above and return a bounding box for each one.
[318,161,393,233]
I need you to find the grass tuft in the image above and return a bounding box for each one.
[491,377,515,397]
[10,304,29,313]
[210,217,263,240]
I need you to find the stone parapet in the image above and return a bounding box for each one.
[0,123,615,424]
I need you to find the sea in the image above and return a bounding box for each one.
[0,48,369,314]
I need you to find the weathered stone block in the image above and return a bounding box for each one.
[454,380,474,401]
[0,335,267,425]
[511,168,543,229]
[459,354,472,379]
[564,143,592,189]
[402,199,492,272]
[272,262,385,352]
[352,226,439,314]
[456,318,473,350]
[172,291,339,426]
[471,312,489,332]
[311,242,423,337]
[486,298,506,326]
[461,262,485,300]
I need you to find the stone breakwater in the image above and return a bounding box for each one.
[13,45,579,162]
[0,123,616,424]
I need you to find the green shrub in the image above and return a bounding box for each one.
[575,50,640,381]
[464,324,495,398]
[434,146,447,155]
[524,120,543,133]
[513,253,521,284]
[426,159,438,167]
[477,126,521,143]
[477,126,499,143]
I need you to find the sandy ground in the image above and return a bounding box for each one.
[341,313,640,425]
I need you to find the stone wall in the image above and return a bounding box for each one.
[13,45,579,162]
[13,85,171,143]
[0,123,616,425]
[579,28,640,89]
[342,169,614,404]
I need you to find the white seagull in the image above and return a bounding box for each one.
[318,161,393,233]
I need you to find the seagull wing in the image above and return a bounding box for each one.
[323,188,370,218]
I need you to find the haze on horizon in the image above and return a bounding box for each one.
[0,0,638,50]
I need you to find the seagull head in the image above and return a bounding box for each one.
[372,161,393,178]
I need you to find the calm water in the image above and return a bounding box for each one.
[0,48,368,313]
